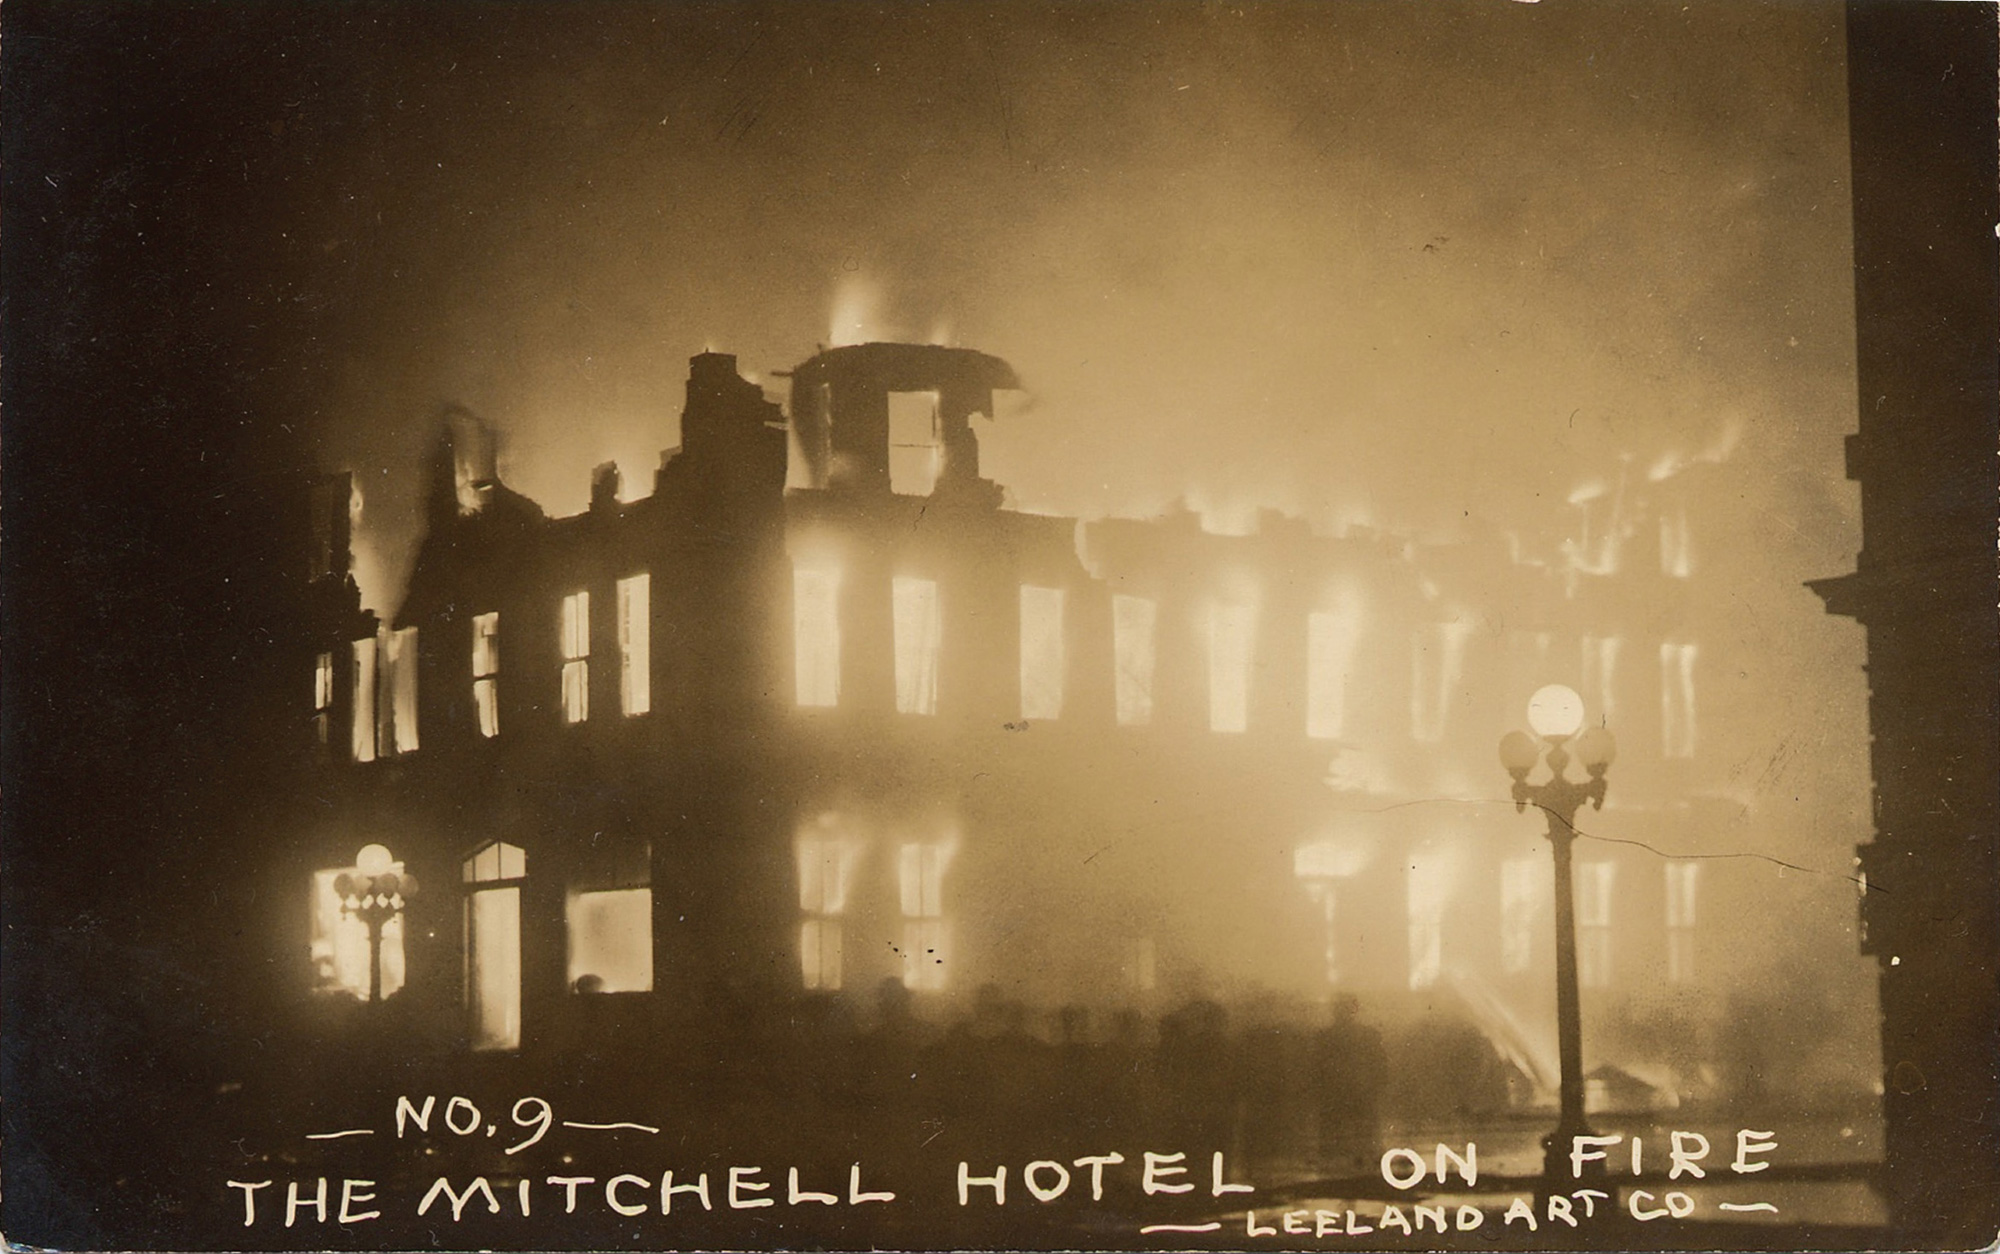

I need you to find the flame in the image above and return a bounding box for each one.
[828,274,880,347]
[1648,416,1743,483]
[1702,415,1743,464]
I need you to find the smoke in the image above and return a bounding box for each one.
[279,3,1856,624]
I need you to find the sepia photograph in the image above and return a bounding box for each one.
[3,2,1994,1250]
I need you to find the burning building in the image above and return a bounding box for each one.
[293,341,1869,1120]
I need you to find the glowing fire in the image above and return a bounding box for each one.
[828,274,880,347]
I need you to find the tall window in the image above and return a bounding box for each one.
[888,391,941,496]
[892,577,942,716]
[1576,860,1616,988]
[472,612,500,738]
[309,851,405,999]
[1499,857,1542,975]
[312,651,334,745]
[617,573,651,717]
[1207,601,1255,733]
[464,841,526,1051]
[793,566,841,707]
[898,842,952,990]
[1307,597,1365,740]
[567,842,652,994]
[1580,635,1621,724]
[1659,504,1693,577]
[797,827,858,991]
[1112,594,1156,727]
[1019,585,1066,721]
[1410,621,1473,743]
[1665,862,1699,983]
[386,626,419,755]
[350,637,378,763]
[560,591,590,724]
[1294,840,1369,984]
[1659,641,1698,758]
[1299,879,1340,985]
[1406,855,1450,989]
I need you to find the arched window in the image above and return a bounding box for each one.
[463,841,526,1050]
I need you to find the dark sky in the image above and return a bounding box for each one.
[212,2,1858,613]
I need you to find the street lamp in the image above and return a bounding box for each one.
[334,843,419,1004]
[1499,684,1616,1188]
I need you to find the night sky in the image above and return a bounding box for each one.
[126,1,1863,614]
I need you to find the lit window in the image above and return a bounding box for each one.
[1575,860,1616,988]
[566,843,652,994]
[1307,598,1365,740]
[1499,858,1541,975]
[1019,585,1066,721]
[792,566,841,707]
[567,889,651,993]
[1112,594,1156,727]
[386,626,419,755]
[464,841,526,1051]
[309,854,405,1000]
[888,391,941,496]
[1410,621,1473,743]
[617,573,651,717]
[898,842,952,990]
[472,612,499,738]
[1208,601,1255,733]
[797,828,858,991]
[560,591,590,724]
[1298,879,1340,984]
[1665,862,1699,983]
[1406,856,1450,989]
[313,651,334,745]
[1659,641,1698,758]
[1659,505,1693,578]
[892,577,942,716]
[351,637,378,763]
[1580,635,1620,724]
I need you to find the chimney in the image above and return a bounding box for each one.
[590,461,622,513]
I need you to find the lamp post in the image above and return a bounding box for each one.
[1499,684,1616,1188]
[334,843,419,1004]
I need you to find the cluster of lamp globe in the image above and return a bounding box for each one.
[333,842,419,910]
[1502,683,1617,782]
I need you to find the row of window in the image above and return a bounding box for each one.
[557,576,654,724]
[317,570,1699,758]
[312,838,1701,1054]
[1299,857,1701,991]
[797,834,952,992]
[310,840,656,1051]
[793,567,1701,752]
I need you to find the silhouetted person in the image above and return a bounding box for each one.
[1314,995,1386,1175]
[1159,998,1234,1151]
[860,977,924,1120]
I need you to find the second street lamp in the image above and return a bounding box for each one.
[1499,684,1617,1190]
